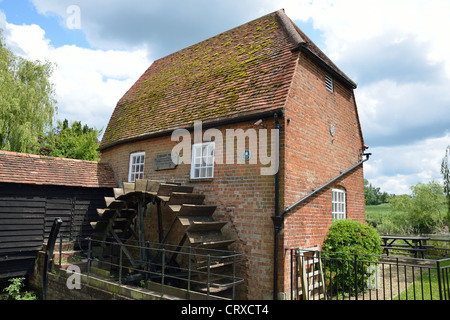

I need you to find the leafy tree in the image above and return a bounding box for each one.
[441,145,450,223]
[388,181,445,234]
[364,179,391,205]
[36,119,102,161]
[0,32,56,153]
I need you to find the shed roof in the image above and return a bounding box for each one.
[0,150,117,188]
[100,9,356,151]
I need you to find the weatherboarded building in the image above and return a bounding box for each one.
[98,9,367,299]
[0,151,116,278]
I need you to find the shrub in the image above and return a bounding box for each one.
[1,277,37,300]
[388,181,446,234]
[322,219,382,296]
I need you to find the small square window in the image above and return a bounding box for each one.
[191,142,215,179]
[128,152,145,182]
[332,188,346,220]
[325,73,334,93]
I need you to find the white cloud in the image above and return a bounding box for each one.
[278,0,450,193]
[0,13,151,132]
[3,1,450,195]
[357,80,450,147]
[30,0,272,58]
[364,134,450,194]
[281,0,450,76]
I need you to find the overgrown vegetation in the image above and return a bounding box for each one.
[322,219,382,296]
[366,145,450,236]
[366,181,447,235]
[34,118,102,161]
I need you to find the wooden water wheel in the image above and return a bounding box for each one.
[89,179,236,294]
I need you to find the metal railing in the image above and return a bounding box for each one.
[54,236,244,300]
[289,248,450,300]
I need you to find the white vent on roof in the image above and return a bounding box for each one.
[325,73,334,93]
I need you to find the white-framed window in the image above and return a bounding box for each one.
[191,142,215,179]
[325,73,334,93]
[332,188,346,220]
[128,152,145,182]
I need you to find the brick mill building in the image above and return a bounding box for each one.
[0,9,367,300]
[98,9,367,299]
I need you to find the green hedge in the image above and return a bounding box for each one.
[322,219,382,296]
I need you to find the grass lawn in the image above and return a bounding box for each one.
[397,258,450,300]
[365,203,450,300]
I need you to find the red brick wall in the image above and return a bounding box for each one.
[100,120,283,299]
[280,51,365,296]
[100,52,366,300]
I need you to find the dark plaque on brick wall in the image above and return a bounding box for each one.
[153,153,178,171]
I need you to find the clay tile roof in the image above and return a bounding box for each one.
[100,9,355,150]
[0,150,117,188]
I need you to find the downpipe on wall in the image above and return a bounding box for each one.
[270,122,371,299]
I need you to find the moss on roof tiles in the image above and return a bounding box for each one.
[101,11,298,149]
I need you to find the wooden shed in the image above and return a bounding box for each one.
[0,151,117,278]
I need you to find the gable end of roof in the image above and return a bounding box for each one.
[276,9,305,48]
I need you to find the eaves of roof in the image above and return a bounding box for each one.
[0,150,117,188]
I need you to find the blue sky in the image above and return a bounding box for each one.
[0,0,89,47]
[1,0,449,195]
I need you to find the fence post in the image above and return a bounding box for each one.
[354,254,358,300]
[87,237,92,285]
[296,250,300,300]
[396,257,400,298]
[290,249,293,300]
[233,251,237,300]
[119,244,123,286]
[145,241,150,281]
[161,248,165,298]
[187,246,192,299]
[59,234,62,270]
[207,254,211,299]
[436,260,443,300]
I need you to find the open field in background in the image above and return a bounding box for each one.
[366,204,450,260]
[365,203,448,224]
[365,204,394,223]
[365,203,449,237]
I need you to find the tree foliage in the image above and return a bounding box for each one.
[388,181,446,234]
[441,145,450,223]
[36,119,101,161]
[0,32,56,153]
[364,179,391,205]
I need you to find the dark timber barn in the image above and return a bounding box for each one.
[0,151,117,278]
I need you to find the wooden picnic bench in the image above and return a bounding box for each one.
[380,235,434,259]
